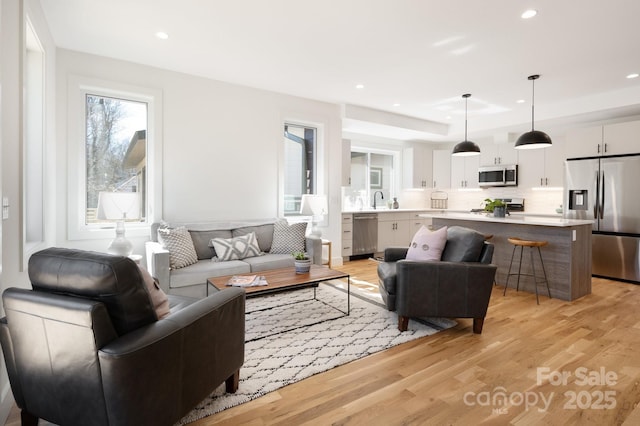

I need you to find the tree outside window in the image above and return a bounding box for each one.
[85,95,147,224]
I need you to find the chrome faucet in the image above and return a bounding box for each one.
[373,191,384,209]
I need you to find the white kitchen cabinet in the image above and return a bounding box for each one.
[565,125,603,158]
[432,149,451,189]
[604,121,640,155]
[408,211,433,236]
[543,139,565,187]
[518,139,565,188]
[451,155,480,188]
[479,142,518,166]
[341,213,353,257]
[377,212,412,251]
[403,143,433,188]
[342,139,351,186]
[566,120,640,158]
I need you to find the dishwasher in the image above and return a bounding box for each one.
[352,213,378,257]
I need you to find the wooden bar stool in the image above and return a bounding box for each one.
[504,237,552,304]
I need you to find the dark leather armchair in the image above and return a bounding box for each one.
[378,226,497,334]
[0,248,245,426]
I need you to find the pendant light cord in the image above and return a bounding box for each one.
[528,74,540,131]
[462,93,471,141]
[531,77,535,131]
[465,96,468,140]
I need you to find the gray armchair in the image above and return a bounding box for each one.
[0,248,245,426]
[377,226,497,334]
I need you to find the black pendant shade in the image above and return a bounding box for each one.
[515,75,552,149]
[515,129,553,149]
[452,93,480,156]
[452,140,481,156]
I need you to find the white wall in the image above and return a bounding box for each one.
[1,9,346,420]
[0,0,57,422]
[55,49,344,258]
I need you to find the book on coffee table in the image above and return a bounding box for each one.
[226,275,268,287]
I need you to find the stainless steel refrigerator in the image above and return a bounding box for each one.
[565,154,640,283]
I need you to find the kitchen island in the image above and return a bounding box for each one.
[420,212,594,301]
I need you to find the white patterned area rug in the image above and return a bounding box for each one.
[177,281,456,425]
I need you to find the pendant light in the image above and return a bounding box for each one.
[515,74,552,149]
[452,94,480,156]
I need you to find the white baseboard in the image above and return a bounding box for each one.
[331,256,344,267]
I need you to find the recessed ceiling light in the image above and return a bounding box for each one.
[516,99,526,104]
[355,84,364,89]
[393,103,400,107]
[521,9,537,19]
[627,73,639,79]
[155,32,169,40]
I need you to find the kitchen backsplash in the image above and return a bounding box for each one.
[342,187,563,214]
[396,187,563,214]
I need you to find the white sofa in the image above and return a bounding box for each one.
[145,219,322,298]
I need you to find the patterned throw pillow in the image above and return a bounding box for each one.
[209,232,263,261]
[269,220,307,254]
[157,226,198,269]
[406,225,448,261]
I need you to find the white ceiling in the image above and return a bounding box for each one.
[39,0,640,142]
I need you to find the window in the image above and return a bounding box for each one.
[24,19,45,249]
[347,149,396,209]
[85,95,147,224]
[283,123,316,215]
[68,76,162,240]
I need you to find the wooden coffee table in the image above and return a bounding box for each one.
[207,265,351,324]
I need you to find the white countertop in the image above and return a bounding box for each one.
[343,208,432,214]
[342,208,464,214]
[420,212,594,227]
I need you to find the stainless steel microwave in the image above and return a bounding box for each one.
[478,165,518,187]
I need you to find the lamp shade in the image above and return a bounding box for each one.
[515,130,552,149]
[300,194,328,216]
[300,194,328,237]
[96,192,140,220]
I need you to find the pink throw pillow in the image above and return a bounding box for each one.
[406,226,448,261]
[138,265,170,319]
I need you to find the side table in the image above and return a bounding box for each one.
[321,239,332,268]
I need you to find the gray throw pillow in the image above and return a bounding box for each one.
[190,229,232,259]
[232,224,274,252]
[269,220,307,254]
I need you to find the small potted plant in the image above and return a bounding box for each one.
[484,198,507,218]
[292,251,311,274]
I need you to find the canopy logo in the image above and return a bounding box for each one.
[464,367,619,415]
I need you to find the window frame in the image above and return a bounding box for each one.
[280,120,325,218]
[67,75,163,240]
[23,17,46,256]
[349,145,400,207]
[283,122,317,216]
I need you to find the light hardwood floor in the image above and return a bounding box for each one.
[5,259,640,425]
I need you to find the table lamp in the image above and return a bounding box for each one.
[300,194,328,237]
[96,191,140,256]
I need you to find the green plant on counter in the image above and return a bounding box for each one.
[483,198,506,213]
